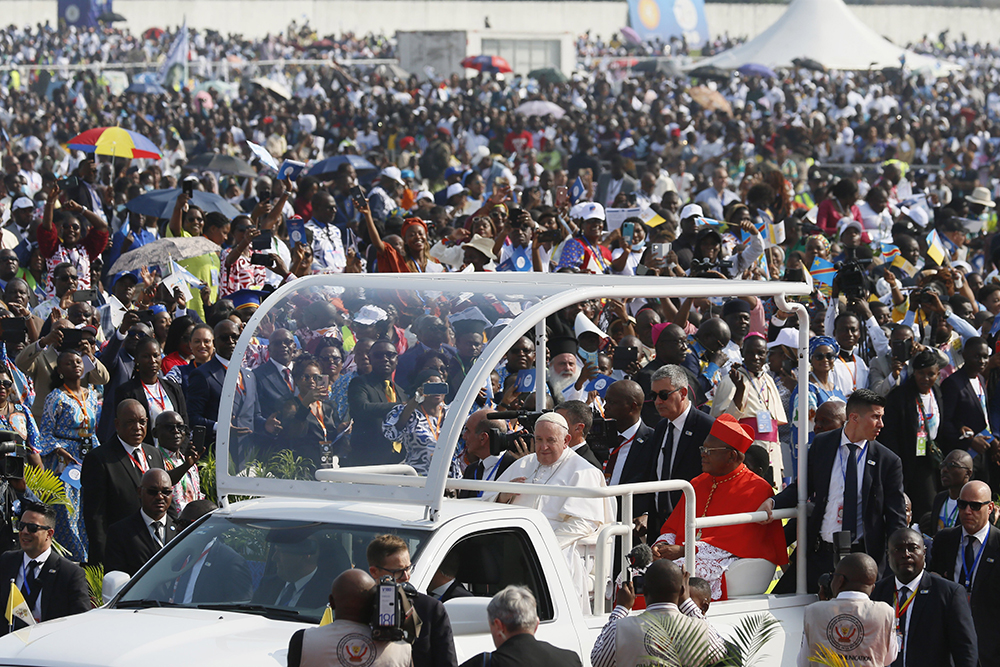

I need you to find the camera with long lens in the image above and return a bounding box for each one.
[0,431,26,480]
[370,576,420,644]
[586,417,620,460]
[485,410,548,456]
[835,254,872,300]
[690,257,734,273]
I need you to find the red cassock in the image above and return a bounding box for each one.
[660,464,788,566]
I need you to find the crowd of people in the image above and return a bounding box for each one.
[1,17,1000,666]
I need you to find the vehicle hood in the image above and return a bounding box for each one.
[0,608,305,666]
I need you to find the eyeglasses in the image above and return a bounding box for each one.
[699,446,731,455]
[143,487,173,497]
[127,330,149,339]
[57,274,78,282]
[320,355,343,364]
[62,224,81,232]
[0,380,14,389]
[651,388,681,401]
[941,461,972,471]
[17,521,50,533]
[957,499,989,511]
[812,352,837,361]
[376,564,412,578]
[371,350,398,360]
[302,374,324,384]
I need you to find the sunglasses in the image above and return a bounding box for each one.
[372,351,398,360]
[941,461,972,471]
[158,423,189,433]
[812,352,837,361]
[650,388,682,401]
[0,380,12,389]
[320,355,343,364]
[127,331,149,339]
[376,564,412,578]
[17,521,51,533]
[144,487,173,497]
[957,500,989,511]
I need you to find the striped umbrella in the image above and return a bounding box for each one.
[461,55,512,74]
[67,127,162,159]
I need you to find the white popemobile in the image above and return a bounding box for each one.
[0,273,819,666]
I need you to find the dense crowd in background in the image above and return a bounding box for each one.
[2,21,1000,651]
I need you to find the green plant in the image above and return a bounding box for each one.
[197,450,217,504]
[24,465,74,515]
[638,611,782,666]
[83,564,104,608]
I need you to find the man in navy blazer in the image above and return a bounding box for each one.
[872,527,977,667]
[95,312,151,443]
[619,365,713,540]
[764,389,906,593]
[930,481,1000,666]
[253,327,298,433]
[187,320,257,461]
[940,337,993,482]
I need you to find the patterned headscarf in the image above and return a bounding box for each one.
[809,335,840,358]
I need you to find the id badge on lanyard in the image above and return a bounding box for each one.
[916,428,927,457]
[756,410,773,434]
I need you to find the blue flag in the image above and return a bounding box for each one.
[570,176,586,204]
[516,369,536,392]
[277,160,306,181]
[584,374,614,398]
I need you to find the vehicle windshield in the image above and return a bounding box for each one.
[116,515,428,622]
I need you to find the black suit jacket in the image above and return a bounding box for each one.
[81,438,166,564]
[187,356,258,462]
[96,334,134,444]
[621,407,713,535]
[930,525,1000,665]
[0,549,90,635]
[881,380,944,518]
[434,579,473,603]
[116,377,188,446]
[252,568,337,610]
[253,361,295,431]
[458,633,581,667]
[412,592,458,667]
[103,510,179,576]
[572,442,603,469]
[940,371,989,453]
[167,540,253,603]
[773,427,906,575]
[347,373,406,466]
[872,570,978,667]
[458,453,517,499]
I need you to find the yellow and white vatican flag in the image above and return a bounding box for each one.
[5,581,35,628]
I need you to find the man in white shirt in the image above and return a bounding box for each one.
[486,413,614,608]
[798,553,897,667]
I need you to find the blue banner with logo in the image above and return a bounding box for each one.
[627,0,709,48]
[58,0,101,28]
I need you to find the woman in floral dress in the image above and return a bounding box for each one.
[39,350,101,560]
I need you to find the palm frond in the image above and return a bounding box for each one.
[83,564,104,609]
[197,451,217,504]
[644,612,724,667]
[725,612,782,666]
[23,465,74,515]
[50,537,71,557]
[809,645,858,667]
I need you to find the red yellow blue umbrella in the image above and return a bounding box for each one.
[67,127,162,159]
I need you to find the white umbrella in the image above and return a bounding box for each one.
[250,77,292,101]
[515,101,566,119]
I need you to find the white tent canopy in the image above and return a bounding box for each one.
[694,0,959,75]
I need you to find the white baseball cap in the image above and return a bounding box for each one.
[416,190,434,203]
[353,305,388,326]
[767,327,798,350]
[380,166,405,186]
[838,218,863,237]
[11,197,33,211]
[446,183,467,200]
[680,203,703,220]
[578,202,606,222]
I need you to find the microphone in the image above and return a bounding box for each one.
[626,543,653,571]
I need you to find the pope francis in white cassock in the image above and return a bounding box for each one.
[482,412,615,609]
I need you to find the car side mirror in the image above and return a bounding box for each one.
[103,571,131,605]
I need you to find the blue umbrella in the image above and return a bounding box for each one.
[125,81,168,95]
[307,154,378,179]
[125,188,243,219]
[738,63,778,79]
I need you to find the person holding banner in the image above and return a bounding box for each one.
[555,203,612,274]
[0,501,89,636]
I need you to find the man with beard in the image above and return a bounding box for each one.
[547,337,598,404]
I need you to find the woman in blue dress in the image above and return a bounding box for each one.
[0,367,41,467]
[788,336,847,466]
[39,350,101,561]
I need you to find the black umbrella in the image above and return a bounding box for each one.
[632,58,682,77]
[688,65,731,82]
[186,153,257,178]
[98,11,127,22]
[527,67,568,84]
[792,58,826,73]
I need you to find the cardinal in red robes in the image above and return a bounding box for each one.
[652,413,788,600]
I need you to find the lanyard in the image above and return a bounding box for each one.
[581,237,608,273]
[63,387,90,430]
[962,534,988,590]
[421,406,442,441]
[840,442,867,483]
[143,381,167,411]
[170,542,214,603]
[839,355,858,391]
[310,402,328,441]
[19,560,34,597]
[129,447,148,473]
[941,500,959,529]
[894,585,918,618]
[915,394,935,431]
[604,432,637,472]
[476,457,505,498]
[744,368,770,411]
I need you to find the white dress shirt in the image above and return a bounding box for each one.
[15,548,51,619]
[608,419,641,485]
[820,430,867,543]
[954,522,991,587]
[656,404,692,481]
[895,570,923,664]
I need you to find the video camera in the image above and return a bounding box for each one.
[0,431,26,481]
[587,417,620,459]
[485,410,547,457]
[370,576,421,644]
[835,251,873,300]
[690,257,734,274]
